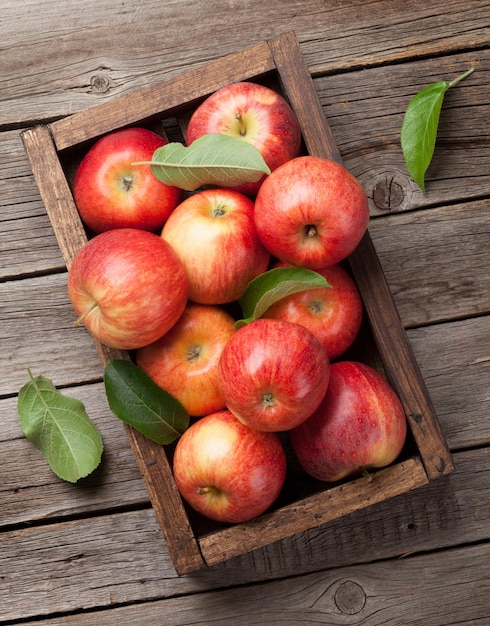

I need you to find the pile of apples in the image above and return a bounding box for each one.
[68,81,407,524]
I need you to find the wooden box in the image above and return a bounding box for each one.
[21,31,453,575]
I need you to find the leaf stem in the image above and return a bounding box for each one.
[448,67,475,89]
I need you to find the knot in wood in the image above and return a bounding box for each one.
[373,176,404,210]
[90,74,112,94]
[370,170,415,213]
[334,579,366,615]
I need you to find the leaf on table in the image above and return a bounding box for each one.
[400,68,475,192]
[104,359,189,444]
[148,133,271,191]
[236,267,330,329]
[17,371,103,483]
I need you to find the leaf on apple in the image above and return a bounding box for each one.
[236,267,331,329]
[17,370,103,483]
[146,134,271,191]
[103,359,189,444]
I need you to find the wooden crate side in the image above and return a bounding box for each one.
[268,33,453,481]
[349,234,454,479]
[49,41,277,151]
[21,125,206,575]
[268,31,341,162]
[198,456,429,567]
[21,125,88,269]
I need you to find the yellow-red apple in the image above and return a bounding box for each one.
[173,409,287,523]
[67,228,189,350]
[185,81,301,196]
[161,188,270,304]
[136,303,236,416]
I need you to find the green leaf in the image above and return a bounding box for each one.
[103,359,189,444]
[147,133,271,191]
[17,371,103,483]
[401,68,475,192]
[236,267,330,329]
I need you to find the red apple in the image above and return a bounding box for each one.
[264,261,363,361]
[218,318,330,432]
[67,228,189,350]
[161,188,270,304]
[185,81,301,196]
[254,155,370,268]
[73,127,182,233]
[290,361,407,482]
[136,303,236,416]
[173,409,287,523]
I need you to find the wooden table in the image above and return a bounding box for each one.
[1,1,489,623]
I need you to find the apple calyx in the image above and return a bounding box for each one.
[235,112,247,136]
[186,345,202,364]
[73,301,99,327]
[262,392,276,408]
[120,174,135,193]
[210,203,228,219]
[309,299,324,314]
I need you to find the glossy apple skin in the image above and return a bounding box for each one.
[73,127,182,233]
[254,155,370,268]
[290,361,407,482]
[67,228,189,350]
[136,303,236,416]
[265,261,363,361]
[218,318,330,432]
[185,81,301,196]
[161,188,270,304]
[173,409,287,523]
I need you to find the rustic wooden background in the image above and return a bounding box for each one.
[1,0,489,623]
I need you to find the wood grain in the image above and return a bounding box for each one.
[16,542,490,625]
[1,1,487,125]
[1,447,489,621]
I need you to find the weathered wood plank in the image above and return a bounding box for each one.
[369,199,490,325]
[1,447,489,621]
[0,273,103,396]
[408,316,490,451]
[1,0,488,126]
[17,542,490,626]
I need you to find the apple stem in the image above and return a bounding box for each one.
[360,466,373,482]
[306,225,318,238]
[196,486,213,495]
[73,301,99,327]
[235,112,247,136]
